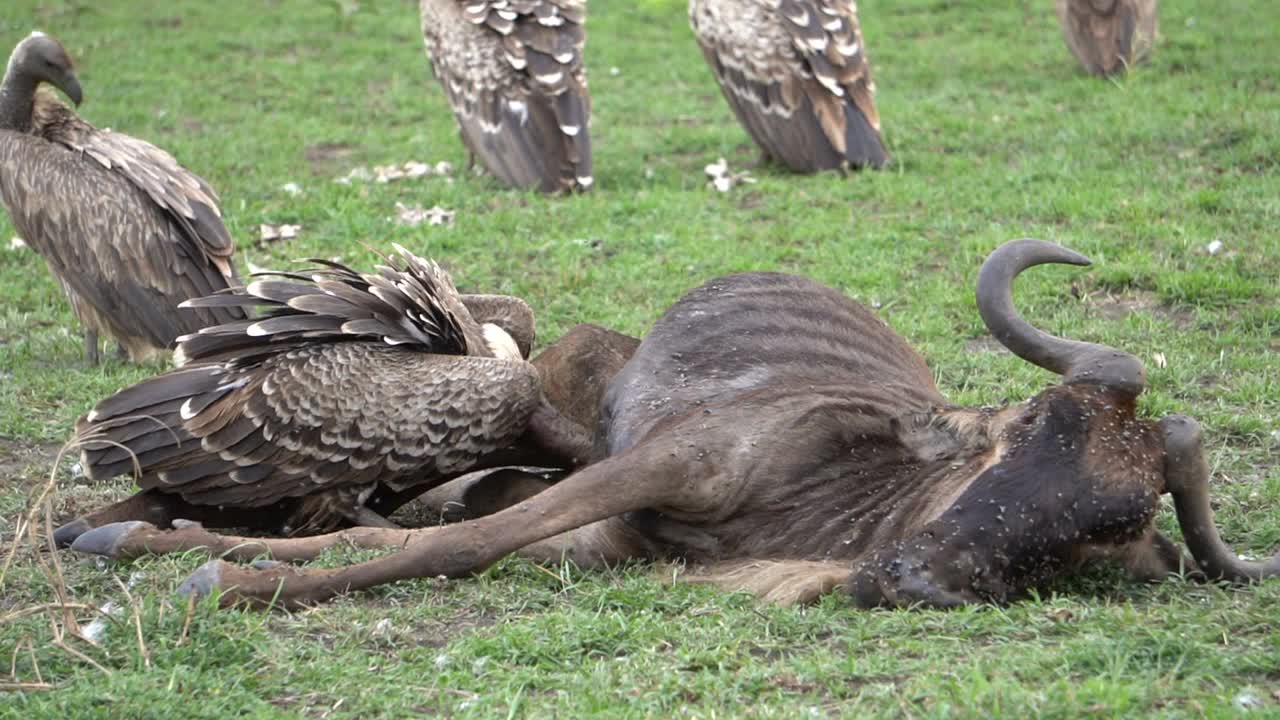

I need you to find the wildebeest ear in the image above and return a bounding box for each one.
[892,408,993,462]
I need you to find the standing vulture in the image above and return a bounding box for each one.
[688,0,888,173]
[0,32,243,364]
[59,247,560,538]
[1056,0,1158,77]
[419,0,593,193]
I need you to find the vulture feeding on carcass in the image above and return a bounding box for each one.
[0,32,244,364]
[418,0,593,193]
[57,246,577,543]
[688,0,889,173]
[1055,0,1158,77]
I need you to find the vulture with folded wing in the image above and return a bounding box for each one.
[65,247,554,537]
[688,0,888,172]
[419,0,592,193]
[0,32,243,364]
[1056,0,1158,77]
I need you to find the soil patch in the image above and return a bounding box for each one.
[1086,290,1195,328]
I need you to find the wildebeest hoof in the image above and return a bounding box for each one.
[69,521,153,558]
[52,518,92,548]
[172,518,205,530]
[177,560,225,600]
[251,559,284,570]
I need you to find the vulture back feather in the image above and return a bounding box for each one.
[175,245,480,366]
[77,246,539,533]
[420,0,592,193]
[0,32,243,364]
[689,0,888,172]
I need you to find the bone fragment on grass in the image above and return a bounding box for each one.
[259,223,301,243]
[704,157,756,193]
[394,202,454,227]
[334,160,452,185]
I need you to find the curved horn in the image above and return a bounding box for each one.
[976,238,1146,394]
[1161,415,1280,581]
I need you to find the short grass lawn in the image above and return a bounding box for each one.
[1,0,1278,716]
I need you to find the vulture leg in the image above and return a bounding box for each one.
[83,329,100,366]
[746,149,773,170]
[345,506,401,529]
[76,416,726,608]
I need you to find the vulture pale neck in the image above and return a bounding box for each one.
[0,53,40,132]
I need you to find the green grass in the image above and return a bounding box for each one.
[2,0,1278,716]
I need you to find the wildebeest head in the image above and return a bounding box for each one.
[851,240,1276,607]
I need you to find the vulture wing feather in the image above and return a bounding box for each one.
[688,0,887,172]
[77,248,539,532]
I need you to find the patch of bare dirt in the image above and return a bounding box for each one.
[1085,290,1196,328]
[304,142,357,175]
[964,336,1012,355]
[0,437,63,489]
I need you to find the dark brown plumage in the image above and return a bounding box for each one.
[419,0,592,193]
[688,0,888,173]
[76,246,540,533]
[0,32,244,364]
[1056,0,1158,77]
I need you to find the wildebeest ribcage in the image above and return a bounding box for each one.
[68,239,1279,608]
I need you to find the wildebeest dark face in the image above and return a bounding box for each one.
[926,384,1166,593]
[848,382,1170,609]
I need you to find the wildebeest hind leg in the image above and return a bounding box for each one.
[54,489,288,548]
[70,520,418,564]
[164,435,723,609]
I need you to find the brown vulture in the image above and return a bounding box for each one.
[419,0,593,193]
[0,32,244,364]
[64,246,554,538]
[688,0,889,173]
[1056,0,1158,77]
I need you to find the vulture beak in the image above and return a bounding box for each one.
[61,73,83,106]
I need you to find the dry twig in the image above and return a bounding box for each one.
[113,575,151,669]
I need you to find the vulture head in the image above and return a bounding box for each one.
[6,31,82,106]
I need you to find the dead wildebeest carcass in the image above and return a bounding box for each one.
[67,239,1279,608]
